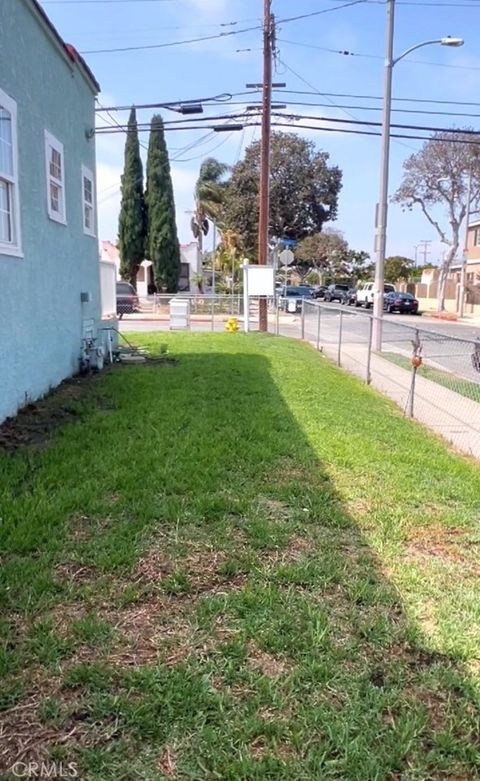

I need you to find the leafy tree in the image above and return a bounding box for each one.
[145,115,181,293]
[118,108,146,287]
[384,256,415,283]
[394,130,480,309]
[347,250,373,282]
[220,132,342,254]
[191,157,229,254]
[295,229,349,281]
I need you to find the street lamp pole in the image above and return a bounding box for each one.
[372,8,464,350]
[372,0,395,351]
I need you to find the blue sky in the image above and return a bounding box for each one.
[40,0,480,263]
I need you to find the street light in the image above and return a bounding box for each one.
[372,7,464,350]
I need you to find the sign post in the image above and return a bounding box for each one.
[278,248,294,290]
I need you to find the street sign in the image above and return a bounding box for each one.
[279,249,294,266]
[280,238,297,247]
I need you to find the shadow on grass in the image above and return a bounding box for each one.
[0,340,479,779]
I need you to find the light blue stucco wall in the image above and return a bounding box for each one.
[0,0,101,422]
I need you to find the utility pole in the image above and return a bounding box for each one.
[419,240,431,265]
[257,0,274,332]
[372,0,395,351]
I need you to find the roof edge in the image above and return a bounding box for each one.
[26,0,100,94]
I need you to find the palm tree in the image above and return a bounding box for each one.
[190,158,229,254]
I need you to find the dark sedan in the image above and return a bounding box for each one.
[116,281,140,318]
[278,285,313,312]
[383,291,419,314]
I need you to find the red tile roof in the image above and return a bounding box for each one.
[30,0,100,93]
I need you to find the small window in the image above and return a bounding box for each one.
[0,88,21,256]
[473,227,480,246]
[45,131,66,223]
[81,165,95,236]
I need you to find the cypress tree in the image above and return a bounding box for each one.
[118,108,146,287]
[145,115,181,293]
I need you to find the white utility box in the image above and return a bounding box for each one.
[169,298,190,330]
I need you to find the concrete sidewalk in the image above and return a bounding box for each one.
[319,341,480,459]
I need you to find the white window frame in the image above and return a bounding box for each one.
[45,130,66,224]
[0,87,22,258]
[81,164,95,237]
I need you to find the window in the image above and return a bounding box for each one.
[473,227,480,246]
[82,165,95,236]
[0,88,21,256]
[45,131,66,223]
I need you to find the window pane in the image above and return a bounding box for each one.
[84,203,93,230]
[83,176,92,204]
[50,181,63,215]
[50,148,62,181]
[0,108,13,177]
[0,179,12,242]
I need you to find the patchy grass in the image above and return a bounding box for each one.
[383,350,480,403]
[0,332,479,780]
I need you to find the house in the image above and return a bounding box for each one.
[100,240,202,294]
[0,0,104,422]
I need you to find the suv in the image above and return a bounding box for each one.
[116,281,140,318]
[324,283,350,303]
[356,282,395,308]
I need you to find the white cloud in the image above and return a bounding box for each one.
[184,0,228,12]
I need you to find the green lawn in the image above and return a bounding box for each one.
[383,351,480,404]
[1,333,479,780]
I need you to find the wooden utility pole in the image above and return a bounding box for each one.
[257,0,274,332]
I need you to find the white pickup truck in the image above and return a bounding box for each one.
[356,282,396,308]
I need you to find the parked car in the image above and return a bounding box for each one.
[312,285,328,299]
[383,291,419,314]
[324,283,350,303]
[116,281,140,318]
[278,285,313,312]
[356,282,396,308]
[340,287,358,306]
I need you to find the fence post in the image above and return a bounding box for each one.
[275,299,280,335]
[408,328,421,418]
[211,296,215,332]
[316,305,321,350]
[337,309,343,366]
[366,315,373,384]
[301,299,305,340]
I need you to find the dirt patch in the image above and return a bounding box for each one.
[157,745,177,777]
[258,497,292,521]
[0,374,111,452]
[54,562,97,584]
[404,524,480,574]
[247,642,291,679]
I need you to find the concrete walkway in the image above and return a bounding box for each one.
[319,340,480,460]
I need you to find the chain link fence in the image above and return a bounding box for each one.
[291,300,480,456]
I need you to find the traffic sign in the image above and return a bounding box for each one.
[279,249,294,266]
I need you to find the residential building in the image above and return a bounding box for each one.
[100,240,201,294]
[0,0,103,422]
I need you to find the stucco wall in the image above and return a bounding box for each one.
[0,0,100,421]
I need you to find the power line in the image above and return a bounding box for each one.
[276,0,369,24]
[278,38,480,71]
[81,23,262,54]
[270,111,480,136]
[272,88,480,109]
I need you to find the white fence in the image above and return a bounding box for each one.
[99,260,116,317]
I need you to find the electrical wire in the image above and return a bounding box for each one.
[81,23,262,54]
